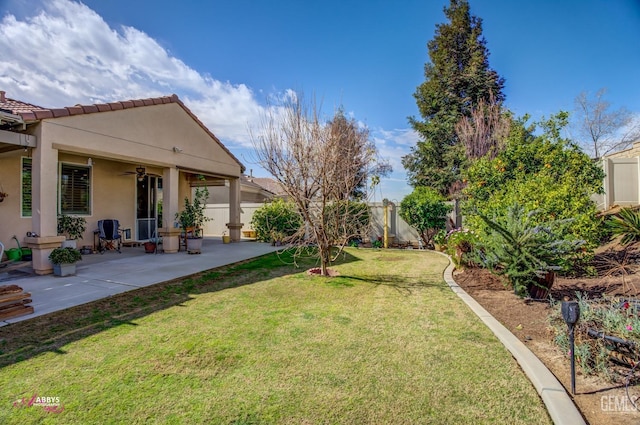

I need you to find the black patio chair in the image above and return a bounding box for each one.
[97,219,122,254]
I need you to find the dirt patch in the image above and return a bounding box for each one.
[454,266,640,425]
[306,267,340,277]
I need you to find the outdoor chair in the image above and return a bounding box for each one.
[97,219,122,254]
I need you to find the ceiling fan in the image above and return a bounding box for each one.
[121,165,161,181]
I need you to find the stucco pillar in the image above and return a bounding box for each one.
[226,177,243,242]
[24,236,65,275]
[158,167,181,253]
[29,126,61,274]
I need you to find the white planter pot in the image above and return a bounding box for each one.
[61,240,77,249]
[53,263,76,277]
[187,237,203,254]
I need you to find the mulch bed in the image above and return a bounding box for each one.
[453,266,640,425]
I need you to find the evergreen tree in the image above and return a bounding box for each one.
[403,0,505,196]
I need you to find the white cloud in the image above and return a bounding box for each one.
[371,128,419,172]
[0,0,265,146]
[376,128,420,147]
[0,0,415,200]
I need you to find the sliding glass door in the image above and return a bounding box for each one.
[136,176,163,240]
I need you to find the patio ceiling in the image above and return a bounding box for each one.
[178,165,232,186]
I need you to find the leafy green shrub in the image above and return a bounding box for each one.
[476,204,583,297]
[57,214,87,240]
[607,208,640,246]
[462,113,604,258]
[399,187,452,248]
[49,247,82,264]
[433,229,447,247]
[251,199,302,243]
[445,228,479,267]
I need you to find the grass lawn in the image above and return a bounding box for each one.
[0,248,550,424]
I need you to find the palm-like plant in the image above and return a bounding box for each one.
[477,205,582,297]
[607,208,640,246]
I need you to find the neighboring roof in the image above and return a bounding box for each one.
[241,175,275,194]
[0,90,245,172]
[251,177,287,197]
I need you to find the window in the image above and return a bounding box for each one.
[60,163,91,215]
[21,157,32,217]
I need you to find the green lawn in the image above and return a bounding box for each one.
[0,249,550,424]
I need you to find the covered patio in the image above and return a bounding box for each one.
[0,92,245,275]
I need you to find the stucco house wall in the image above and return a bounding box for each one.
[0,150,30,244]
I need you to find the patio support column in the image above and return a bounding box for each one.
[158,167,181,253]
[29,125,63,274]
[226,177,243,242]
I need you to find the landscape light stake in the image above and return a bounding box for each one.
[561,300,580,395]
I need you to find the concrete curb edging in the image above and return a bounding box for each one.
[437,253,586,425]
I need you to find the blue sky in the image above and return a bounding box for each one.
[1,0,639,202]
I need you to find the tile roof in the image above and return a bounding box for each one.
[251,177,287,196]
[241,175,275,194]
[0,95,45,115]
[0,90,244,171]
[0,91,179,122]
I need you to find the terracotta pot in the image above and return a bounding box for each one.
[527,271,555,299]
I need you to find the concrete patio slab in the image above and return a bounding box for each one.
[0,238,278,326]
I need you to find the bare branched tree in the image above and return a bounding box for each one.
[455,93,511,161]
[574,88,640,159]
[251,93,386,275]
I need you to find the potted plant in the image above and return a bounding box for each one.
[0,190,7,203]
[175,185,211,254]
[57,214,87,248]
[433,229,447,251]
[143,232,161,254]
[49,247,82,276]
[144,241,157,253]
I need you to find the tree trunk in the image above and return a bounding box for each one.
[319,243,330,276]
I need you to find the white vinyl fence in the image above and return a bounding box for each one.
[202,203,264,237]
[204,201,458,244]
[367,202,458,245]
[598,157,639,210]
